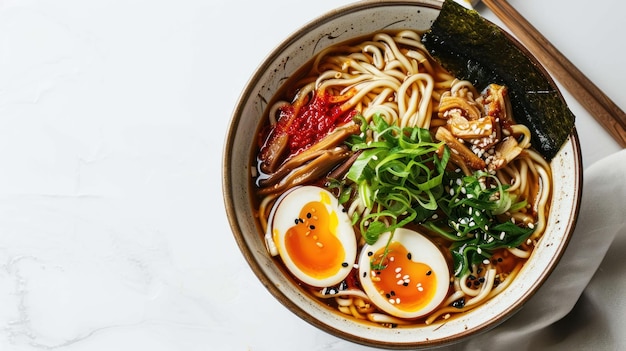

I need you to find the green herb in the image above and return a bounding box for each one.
[346,114,448,245]
[424,171,534,276]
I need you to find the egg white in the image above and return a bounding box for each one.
[270,186,357,287]
[358,228,450,319]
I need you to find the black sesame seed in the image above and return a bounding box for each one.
[294,219,299,224]
[474,281,480,286]
[452,298,466,308]
[299,218,304,223]
[310,225,315,230]
[342,262,349,267]
[403,282,409,287]
[390,290,396,296]
[363,272,367,278]
[386,293,391,298]
[307,213,312,219]
[367,251,373,257]
[407,252,412,260]
[479,277,485,283]
[498,257,503,262]
[426,270,432,276]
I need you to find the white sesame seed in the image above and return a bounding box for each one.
[395,267,402,273]
[397,280,404,285]
[483,259,490,265]
[316,242,323,248]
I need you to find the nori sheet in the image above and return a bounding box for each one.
[421,0,575,160]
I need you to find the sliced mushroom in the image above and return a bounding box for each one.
[259,122,360,187]
[447,115,495,139]
[438,95,482,121]
[258,147,353,196]
[487,136,523,171]
[435,126,486,170]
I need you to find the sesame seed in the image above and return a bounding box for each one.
[396,298,401,304]
[395,267,402,273]
[309,225,316,230]
[367,251,373,257]
[396,273,402,279]
[426,270,432,276]
[316,242,323,248]
[483,259,490,265]
[306,213,312,219]
[528,223,535,229]
[407,252,412,260]
[342,262,349,267]
[397,280,404,285]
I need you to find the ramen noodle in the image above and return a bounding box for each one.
[252,30,551,327]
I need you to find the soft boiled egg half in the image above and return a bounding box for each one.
[265,186,357,288]
[358,228,450,319]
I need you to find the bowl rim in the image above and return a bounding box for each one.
[222,0,583,348]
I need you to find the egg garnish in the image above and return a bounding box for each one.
[358,228,450,319]
[268,186,357,287]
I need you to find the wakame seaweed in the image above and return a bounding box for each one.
[421,0,575,160]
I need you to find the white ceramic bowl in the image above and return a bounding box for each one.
[223,0,582,348]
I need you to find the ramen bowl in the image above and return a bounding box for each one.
[223,0,582,348]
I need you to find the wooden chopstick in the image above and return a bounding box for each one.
[481,0,626,148]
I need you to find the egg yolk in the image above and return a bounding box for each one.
[370,242,438,313]
[283,194,345,280]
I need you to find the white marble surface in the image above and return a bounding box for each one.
[0,0,622,350]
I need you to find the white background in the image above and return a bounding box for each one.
[0,0,622,350]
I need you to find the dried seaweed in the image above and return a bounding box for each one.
[422,0,575,160]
